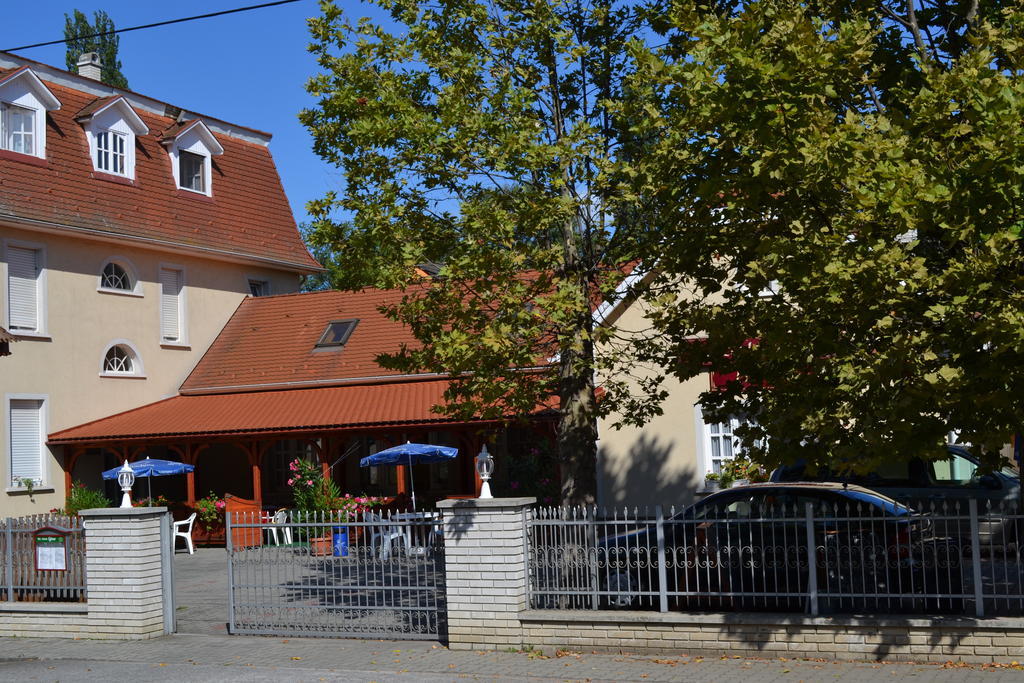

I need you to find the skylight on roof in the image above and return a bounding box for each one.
[316,319,358,348]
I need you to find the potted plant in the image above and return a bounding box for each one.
[704,471,720,492]
[193,492,227,545]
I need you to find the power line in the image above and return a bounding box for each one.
[3,0,305,53]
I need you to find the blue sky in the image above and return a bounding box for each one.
[2,0,367,226]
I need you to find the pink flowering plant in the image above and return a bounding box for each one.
[195,492,226,527]
[289,458,339,512]
[288,458,386,520]
[334,493,387,522]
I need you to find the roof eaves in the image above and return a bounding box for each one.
[0,213,324,273]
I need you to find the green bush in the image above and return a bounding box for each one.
[65,481,111,516]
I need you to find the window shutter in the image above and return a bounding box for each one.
[7,246,38,331]
[9,399,42,484]
[160,268,182,341]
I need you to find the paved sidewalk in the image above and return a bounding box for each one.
[1,632,1023,682]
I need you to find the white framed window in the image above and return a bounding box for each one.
[99,340,145,378]
[1,103,35,155]
[77,97,146,180]
[0,67,60,160]
[159,265,187,346]
[695,407,756,476]
[163,119,223,197]
[7,395,46,489]
[95,130,127,175]
[4,239,47,337]
[178,150,205,193]
[96,256,142,296]
[705,417,741,475]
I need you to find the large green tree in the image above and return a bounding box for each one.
[301,0,653,503]
[64,9,129,89]
[625,0,1024,474]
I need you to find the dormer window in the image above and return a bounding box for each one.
[179,150,205,193]
[76,96,147,180]
[162,119,224,197]
[0,67,60,160]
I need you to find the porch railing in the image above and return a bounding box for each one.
[0,514,87,603]
[528,499,1024,617]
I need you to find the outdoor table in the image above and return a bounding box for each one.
[392,512,442,556]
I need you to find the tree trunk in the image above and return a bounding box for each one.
[558,314,598,506]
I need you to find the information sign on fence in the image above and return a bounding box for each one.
[33,528,67,572]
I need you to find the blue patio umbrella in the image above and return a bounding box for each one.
[360,443,458,510]
[102,457,195,504]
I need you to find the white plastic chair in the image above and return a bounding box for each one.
[366,511,405,560]
[264,509,292,546]
[173,512,196,554]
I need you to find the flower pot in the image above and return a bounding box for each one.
[310,536,332,556]
[704,480,720,492]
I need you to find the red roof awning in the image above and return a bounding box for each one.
[49,379,555,445]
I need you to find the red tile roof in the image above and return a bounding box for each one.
[179,289,419,393]
[48,379,458,444]
[49,289,559,443]
[0,65,319,271]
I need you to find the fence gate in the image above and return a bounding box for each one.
[226,510,446,639]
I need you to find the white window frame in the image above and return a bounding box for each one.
[177,150,207,194]
[99,340,146,378]
[5,394,48,491]
[95,129,128,176]
[3,238,48,338]
[158,263,188,348]
[1,102,36,156]
[96,256,142,297]
[694,407,746,476]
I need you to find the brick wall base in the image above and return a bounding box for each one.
[519,610,1024,663]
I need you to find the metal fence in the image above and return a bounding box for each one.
[528,498,1024,617]
[0,514,86,603]
[226,510,445,639]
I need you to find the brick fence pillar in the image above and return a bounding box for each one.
[79,507,171,639]
[437,497,535,650]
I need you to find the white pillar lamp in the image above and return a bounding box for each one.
[117,461,135,508]
[476,445,494,499]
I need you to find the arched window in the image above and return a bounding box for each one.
[100,341,144,378]
[97,257,141,296]
[101,262,131,290]
[103,345,133,373]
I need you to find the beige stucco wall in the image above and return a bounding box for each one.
[0,222,304,516]
[596,294,709,509]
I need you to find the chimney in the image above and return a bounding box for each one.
[76,52,103,81]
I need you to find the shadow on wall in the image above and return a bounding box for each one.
[599,432,699,510]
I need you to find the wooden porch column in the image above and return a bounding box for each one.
[170,444,204,506]
[63,446,86,499]
[241,441,265,510]
[383,434,409,497]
